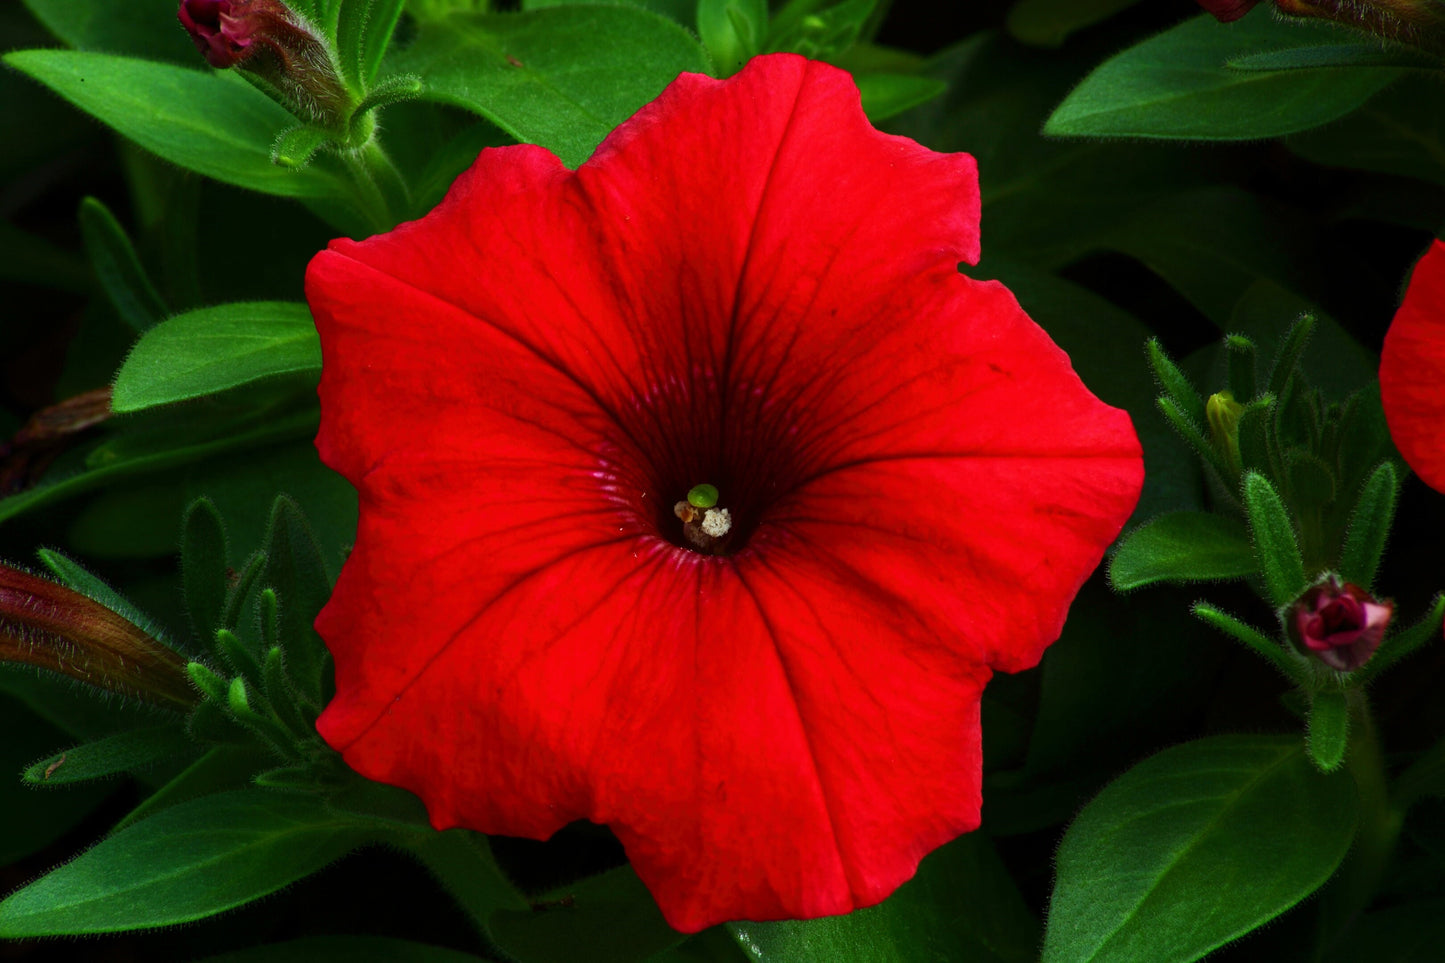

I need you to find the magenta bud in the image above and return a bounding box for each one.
[1288,576,1393,673]
[1196,0,1263,21]
[0,564,197,711]
[177,0,351,123]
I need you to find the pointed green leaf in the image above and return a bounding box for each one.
[1339,462,1399,592]
[261,497,334,706]
[1044,10,1401,140]
[1243,471,1307,608]
[396,6,709,169]
[3,51,355,208]
[1192,602,1299,681]
[335,0,408,90]
[23,725,197,787]
[855,73,946,121]
[1225,335,1257,402]
[1146,339,1205,426]
[0,789,375,935]
[1307,690,1350,773]
[765,0,877,60]
[183,498,231,649]
[111,302,320,412]
[1043,735,1358,963]
[271,125,332,170]
[77,197,167,332]
[1110,513,1257,591]
[730,834,1038,963]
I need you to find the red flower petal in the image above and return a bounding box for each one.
[307,54,1143,931]
[1382,240,1445,495]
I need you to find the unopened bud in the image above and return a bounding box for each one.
[177,0,351,125]
[1288,576,1393,673]
[1206,391,1245,475]
[0,564,197,710]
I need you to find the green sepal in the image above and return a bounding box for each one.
[187,662,230,705]
[335,0,408,91]
[221,551,267,631]
[225,677,295,757]
[77,196,167,332]
[1146,338,1205,426]
[766,0,877,60]
[181,498,230,651]
[259,588,281,652]
[349,75,424,136]
[259,497,334,708]
[1285,450,1335,512]
[1158,396,1231,482]
[216,629,262,686]
[1355,593,1445,684]
[186,699,253,747]
[1306,689,1350,773]
[271,124,331,170]
[1339,461,1399,592]
[1225,334,1257,402]
[262,645,316,736]
[22,725,197,788]
[36,549,171,649]
[1193,601,1301,682]
[1266,313,1315,399]
[1236,397,1277,480]
[1242,471,1307,609]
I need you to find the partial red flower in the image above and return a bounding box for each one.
[1381,239,1445,494]
[1288,577,1393,672]
[305,54,1143,931]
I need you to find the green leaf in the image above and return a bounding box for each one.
[259,496,335,707]
[490,866,686,963]
[335,0,408,90]
[1339,462,1399,592]
[111,302,320,413]
[196,935,492,962]
[1266,313,1315,398]
[855,73,946,121]
[1110,513,1257,591]
[1146,339,1205,426]
[0,696,108,863]
[21,0,198,64]
[1044,10,1401,140]
[1243,471,1307,608]
[113,745,274,833]
[698,0,768,75]
[396,7,710,169]
[1288,73,1445,187]
[731,833,1038,963]
[183,498,232,648]
[22,725,198,787]
[0,789,375,935]
[1228,43,1439,71]
[1006,0,1144,48]
[35,548,165,641]
[766,0,878,61]
[1356,593,1445,684]
[77,197,167,332]
[3,51,359,222]
[1043,735,1358,963]
[1307,690,1350,772]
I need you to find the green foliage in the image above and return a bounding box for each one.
[77,196,167,332]
[395,6,710,169]
[1044,10,1402,140]
[1339,462,1400,592]
[1307,689,1350,773]
[1110,512,1257,590]
[22,725,199,787]
[731,835,1038,963]
[1242,471,1307,609]
[0,789,377,935]
[698,0,768,75]
[110,302,321,413]
[1043,736,1358,963]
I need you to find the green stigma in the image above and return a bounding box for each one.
[687,484,719,509]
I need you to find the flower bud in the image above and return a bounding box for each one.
[1206,390,1245,475]
[1196,0,1263,21]
[1276,1,1445,53]
[0,564,197,711]
[177,0,351,125]
[1288,576,1393,673]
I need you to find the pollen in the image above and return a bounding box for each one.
[701,508,731,538]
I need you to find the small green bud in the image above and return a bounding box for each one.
[1207,391,1245,475]
[687,484,720,509]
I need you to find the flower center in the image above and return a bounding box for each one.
[674,484,733,554]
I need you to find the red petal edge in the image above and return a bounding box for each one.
[306,54,1143,932]
[1382,240,1445,495]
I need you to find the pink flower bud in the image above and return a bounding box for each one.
[1289,577,1393,672]
[176,0,350,123]
[0,564,197,711]
[1196,0,1263,21]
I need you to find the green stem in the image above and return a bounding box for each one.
[344,136,412,232]
[400,828,528,944]
[1314,691,1402,958]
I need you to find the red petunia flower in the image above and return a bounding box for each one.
[305,54,1144,931]
[1381,239,1445,495]
[1195,0,1262,21]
